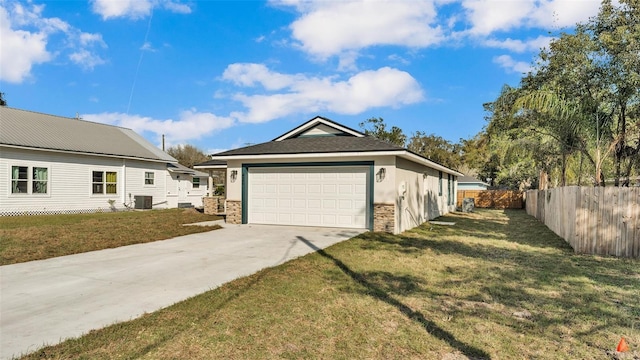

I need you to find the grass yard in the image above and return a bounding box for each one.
[20,209,640,359]
[0,209,221,265]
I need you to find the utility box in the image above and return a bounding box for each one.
[462,198,475,212]
[134,196,153,209]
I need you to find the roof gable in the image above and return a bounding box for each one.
[0,107,176,163]
[273,116,364,141]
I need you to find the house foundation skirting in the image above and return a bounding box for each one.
[226,200,242,224]
[373,203,395,233]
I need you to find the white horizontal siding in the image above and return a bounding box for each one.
[124,161,170,209]
[166,173,207,208]
[0,147,169,214]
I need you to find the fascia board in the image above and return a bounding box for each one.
[211,150,462,176]
[273,117,364,141]
[0,144,174,164]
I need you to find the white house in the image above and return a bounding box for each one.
[0,107,205,215]
[196,116,461,234]
[457,175,490,190]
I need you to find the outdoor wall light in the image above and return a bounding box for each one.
[230,170,238,183]
[376,167,386,182]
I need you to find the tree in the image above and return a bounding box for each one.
[359,117,407,147]
[166,144,210,169]
[483,1,640,188]
[407,132,461,170]
[0,92,6,106]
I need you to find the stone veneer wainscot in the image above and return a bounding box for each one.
[373,203,395,233]
[225,200,242,224]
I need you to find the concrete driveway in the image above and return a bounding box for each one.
[0,223,364,360]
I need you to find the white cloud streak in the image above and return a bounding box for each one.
[91,0,191,20]
[493,55,533,74]
[483,35,553,53]
[222,63,424,123]
[82,110,235,144]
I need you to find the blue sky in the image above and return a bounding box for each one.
[1,0,602,154]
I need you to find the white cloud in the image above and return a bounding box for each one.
[69,49,106,70]
[163,1,192,14]
[0,6,50,83]
[493,55,533,74]
[0,2,107,83]
[222,63,424,123]
[91,0,191,20]
[484,35,553,53]
[274,0,444,63]
[462,0,601,35]
[140,41,155,51]
[91,0,153,20]
[82,110,235,144]
[79,32,106,47]
[222,63,300,90]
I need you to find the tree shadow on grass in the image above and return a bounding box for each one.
[358,210,639,354]
[296,236,491,360]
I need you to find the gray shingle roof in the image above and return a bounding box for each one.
[1,107,176,162]
[194,159,227,167]
[213,135,403,157]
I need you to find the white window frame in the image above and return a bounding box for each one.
[144,171,155,186]
[10,165,49,196]
[192,177,200,189]
[92,170,118,195]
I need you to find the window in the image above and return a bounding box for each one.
[32,167,48,194]
[145,172,155,185]
[93,171,117,194]
[438,171,443,196]
[11,166,28,193]
[192,177,200,189]
[11,166,48,194]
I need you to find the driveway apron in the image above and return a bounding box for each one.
[0,224,364,359]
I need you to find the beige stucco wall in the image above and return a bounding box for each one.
[225,155,397,204]
[395,157,457,233]
[224,155,456,234]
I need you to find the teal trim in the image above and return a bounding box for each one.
[241,166,248,224]
[367,165,374,229]
[241,161,374,230]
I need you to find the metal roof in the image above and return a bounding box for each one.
[167,162,209,177]
[0,107,176,162]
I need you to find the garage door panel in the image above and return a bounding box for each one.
[322,214,337,225]
[293,199,306,209]
[248,166,368,229]
[322,199,337,209]
[339,199,353,209]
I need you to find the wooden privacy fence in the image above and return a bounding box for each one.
[457,190,524,209]
[526,186,640,258]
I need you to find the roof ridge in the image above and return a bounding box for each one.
[1,106,135,131]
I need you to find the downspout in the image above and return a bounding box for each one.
[122,159,127,207]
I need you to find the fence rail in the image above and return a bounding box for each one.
[526,186,639,258]
[457,190,523,209]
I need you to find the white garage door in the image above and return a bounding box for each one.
[248,166,368,229]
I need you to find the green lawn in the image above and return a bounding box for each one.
[0,209,221,265]
[19,209,640,359]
